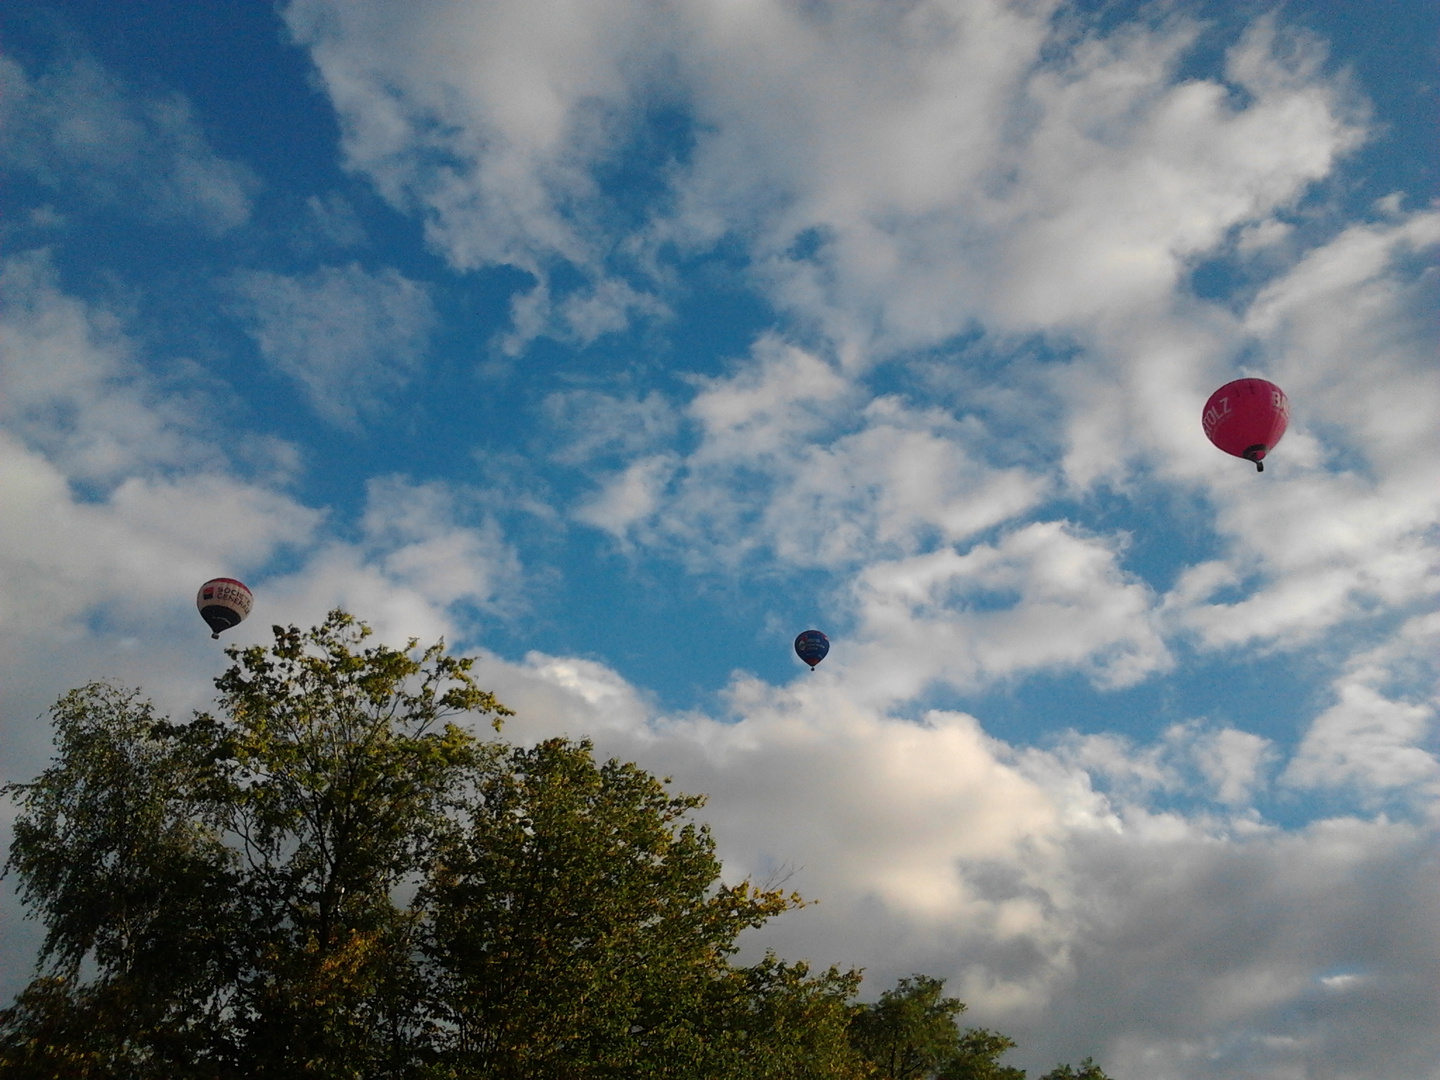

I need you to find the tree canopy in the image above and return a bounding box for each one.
[2,611,1112,1080]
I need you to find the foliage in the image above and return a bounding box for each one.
[1,682,241,1073]
[200,613,507,1076]
[1036,1060,1114,1080]
[2,613,507,1077]
[680,956,871,1080]
[850,974,1024,1080]
[416,736,809,1078]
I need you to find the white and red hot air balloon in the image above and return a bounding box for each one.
[196,578,253,639]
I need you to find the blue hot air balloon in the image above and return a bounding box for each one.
[794,630,829,670]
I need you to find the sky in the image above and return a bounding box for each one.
[0,1,1436,1076]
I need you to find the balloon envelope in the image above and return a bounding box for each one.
[197,578,253,639]
[1202,378,1289,471]
[794,630,830,669]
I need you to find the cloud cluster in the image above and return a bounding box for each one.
[575,339,1048,572]
[0,253,517,1004]
[0,253,314,616]
[286,1,1364,354]
[283,0,1440,683]
[1167,212,1440,653]
[232,263,437,427]
[0,53,256,233]
[473,647,1440,1078]
[1284,612,1440,814]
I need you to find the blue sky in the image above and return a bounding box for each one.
[1,2,1437,1076]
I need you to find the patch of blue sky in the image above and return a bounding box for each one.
[4,0,344,194]
[459,527,840,713]
[1065,487,1224,589]
[589,103,700,235]
[665,263,778,378]
[1288,0,1440,204]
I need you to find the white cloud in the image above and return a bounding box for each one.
[1191,725,1275,806]
[0,251,223,484]
[688,338,855,452]
[1284,613,1440,808]
[991,17,1359,323]
[1286,683,1436,798]
[1049,721,1277,810]
[1037,813,1440,1080]
[847,521,1170,700]
[574,453,678,539]
[301,191,369,250]
[0,53,255,233]
[692,9,1364,349]
[283,1,1361,353]
[456,645,1440,1078]
[543,389,680,465]
[1058,730,1181,802]
[283,0,662,268]
[1158,210,1440,652]
[232,263,436,427]
[284,0,670,350]
[360,474,526,618]
[580,337,1048,576]
[559,336,1161,703]
[554,278,670,349]
[0,253,320,642]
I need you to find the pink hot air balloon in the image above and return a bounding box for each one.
[1202,378,1289,472]
[196,578,253,639]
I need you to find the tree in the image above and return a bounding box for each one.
[685,956,871,1080]
[416,737,817,1078]
[850,974,1024,1080]
[200,613,506,1077]
[0,682,242,1075]
[1036,1060,1113,1080]
[0,612,849,1078]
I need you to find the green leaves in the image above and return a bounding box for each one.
[1,685,242,1073]
[2,683,239,983]
[1035,1060,1114,1080]
[418,737,807,1077]
[692,957,871,1080]
[208,612,505,942]
[1,614,511,1077]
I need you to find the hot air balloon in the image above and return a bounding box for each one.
[197,578,253,639]
[794,630,829,670]
[1202,378,1289,471]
